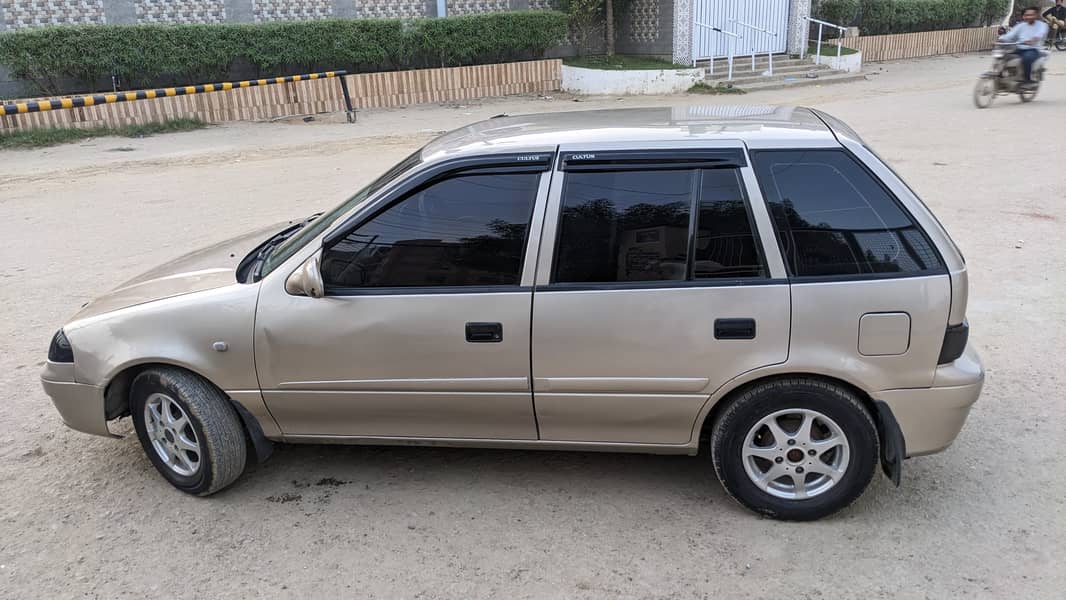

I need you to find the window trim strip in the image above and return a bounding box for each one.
[537,278,788,292]
[559,149,747,171]
[325,285,534,297]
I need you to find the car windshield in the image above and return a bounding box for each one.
[257,150,423,278]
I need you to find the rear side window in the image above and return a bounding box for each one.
[694,169,763,278]
[555,170,692,283]
[553,168,764,284]
[751,150,943,277]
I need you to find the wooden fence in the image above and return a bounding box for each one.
[847,26,1000,62]
[0,59,562,132]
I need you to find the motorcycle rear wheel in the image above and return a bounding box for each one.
[973,78,995,108]
[1020,86,1038,102]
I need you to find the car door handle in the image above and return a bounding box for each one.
[715,318,756,340]
[466,322,503,343]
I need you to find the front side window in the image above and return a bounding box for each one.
[553,168,764,284]
[751,149,943,277]
[321,173,540,288]
[259,151,423,277]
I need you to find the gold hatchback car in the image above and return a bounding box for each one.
[42,107,983,520]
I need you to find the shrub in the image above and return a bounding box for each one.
[813,0,1011,36]
[815,0,862,27]
[412,11,568,66]
[0,11,568,95]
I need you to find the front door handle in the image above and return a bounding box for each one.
[466,322,503,343]
[715,318,756,340]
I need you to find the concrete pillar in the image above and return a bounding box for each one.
[509,0,530,10]
[787,0,812,55]
[672,0,693,65]
[333,0,358,18]
[226,0,255,23]
[104,0,137,24]
[0,3,7,32]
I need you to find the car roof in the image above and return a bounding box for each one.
[420,105,838,161]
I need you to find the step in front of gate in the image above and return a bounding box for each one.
[705,63,834,83]
[714,71,868,93]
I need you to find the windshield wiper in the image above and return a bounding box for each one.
[247,213,322,281]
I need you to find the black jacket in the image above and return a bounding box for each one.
[1044,5,1066,20]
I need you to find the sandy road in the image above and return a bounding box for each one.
[0,53,1064,599]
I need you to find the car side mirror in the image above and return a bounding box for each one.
[285,251,325,298]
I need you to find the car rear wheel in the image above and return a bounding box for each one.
[710,378,878,521]
[130,367,247,496]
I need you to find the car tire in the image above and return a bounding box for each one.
[710,378,878,521]
[130,367,247,496]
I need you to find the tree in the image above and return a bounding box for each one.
[605,0,615,56]
[555,0,603,56]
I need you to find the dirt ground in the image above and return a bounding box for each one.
[1,53,1064,599]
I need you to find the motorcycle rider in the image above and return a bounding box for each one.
[1000,6,1048,87]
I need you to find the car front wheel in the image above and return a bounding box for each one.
[130,367,247,496]
[710,378,878,521]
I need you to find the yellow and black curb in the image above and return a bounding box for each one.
[2,70,356,122]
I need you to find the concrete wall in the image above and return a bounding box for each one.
[562,63,702,95]
[616,0,674,58]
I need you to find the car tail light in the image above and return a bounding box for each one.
[48,329,74,363]
[937,320,969,365]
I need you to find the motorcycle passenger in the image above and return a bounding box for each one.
[1045,0,1066,21]
[1000,7,1048,87]
[1046,0,1066,45]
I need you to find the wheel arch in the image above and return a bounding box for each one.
[695,371,881,449]
[104,361,273,463]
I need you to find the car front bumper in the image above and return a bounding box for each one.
[40,360,114,437]
[874,342,984,457]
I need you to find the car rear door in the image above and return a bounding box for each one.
[529,142,791,445]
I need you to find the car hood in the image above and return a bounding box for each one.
[71,221,289,321]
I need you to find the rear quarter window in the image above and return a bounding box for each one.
[750,149,944,278]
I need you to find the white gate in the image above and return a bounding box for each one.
[692,0,790,62]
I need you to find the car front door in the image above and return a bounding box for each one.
[254,156,552,440]
[530,143,792,445]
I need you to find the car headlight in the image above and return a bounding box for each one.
[48,329,74,363]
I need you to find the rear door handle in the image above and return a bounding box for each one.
[715,318,756,340]
[466,322,503,343]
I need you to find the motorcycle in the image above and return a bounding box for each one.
[973,42,1049,108]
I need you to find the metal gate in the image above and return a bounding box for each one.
[692,0,790,62]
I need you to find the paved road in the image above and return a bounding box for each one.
[1,53,1063,599]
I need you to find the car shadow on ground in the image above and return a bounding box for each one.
[230,441,734,506]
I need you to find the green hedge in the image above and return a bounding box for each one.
[0,11,569,95]
[813,0,1010,35]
